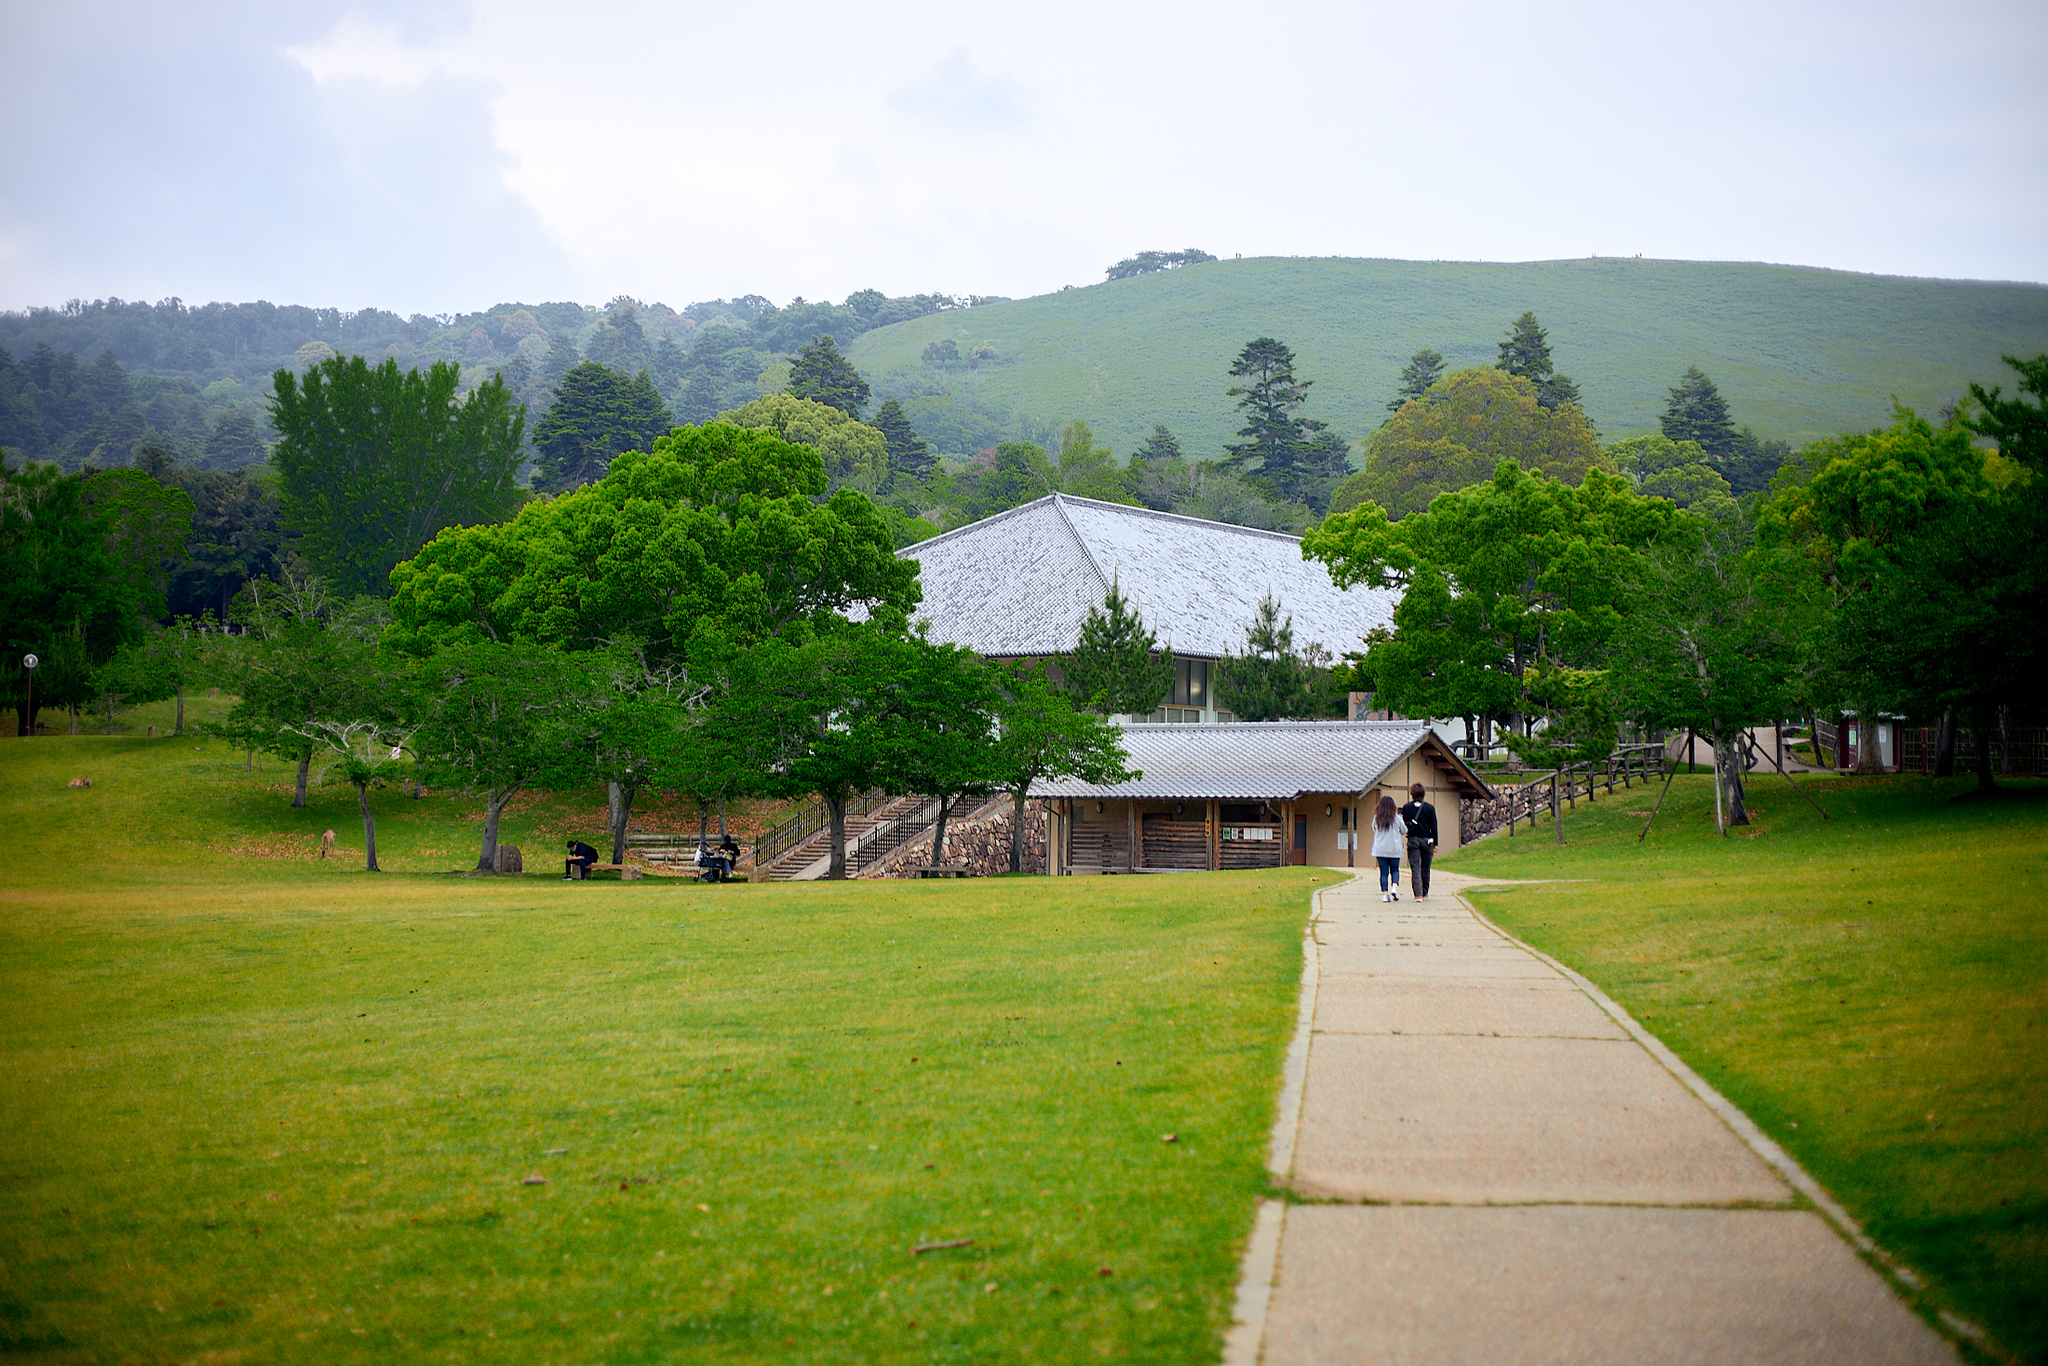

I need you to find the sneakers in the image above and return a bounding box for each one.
[1391,887,1400,901]
[1380,892,1390,902]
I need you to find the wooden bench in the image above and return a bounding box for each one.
[569,861,641,881]
[906,864,972,878]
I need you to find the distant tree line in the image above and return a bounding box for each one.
[1104,249,1219,281]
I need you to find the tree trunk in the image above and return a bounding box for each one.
[292,747,311,808]
[1974,711,1998,793]
[697,799,710,845]
[932,795,956,867]
[717,796,727,841]
[357,781,380,872]
[1711,738,1726,835]
[1718,733,1749,826]
[69,703,79,736]
[607,781,636,865]
[824,788,849,880]
[1009,790,1028,873]
[1932,708,1956,777]
[1853,712,1885,774]
[174,684,185,735]
[477,786,518,872]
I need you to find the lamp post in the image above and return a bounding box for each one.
[21,653,37,738]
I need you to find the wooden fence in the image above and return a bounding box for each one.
[1460,744,1667,840]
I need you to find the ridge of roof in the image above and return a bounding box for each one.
[1049,491,1309,547]
[897,492,1312,562]
[900,494,1063,557]
[1048,493,1111,600]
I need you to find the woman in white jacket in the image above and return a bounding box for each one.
[1370,794,1408,902]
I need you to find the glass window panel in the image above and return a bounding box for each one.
[1189,660,1207,708]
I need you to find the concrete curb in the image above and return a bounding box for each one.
[1453,882,1924,1294]
[1225,870,1355,1366]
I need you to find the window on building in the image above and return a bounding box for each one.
[1170,658,1209,708]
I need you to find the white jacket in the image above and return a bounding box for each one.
[1369,814,1408,859]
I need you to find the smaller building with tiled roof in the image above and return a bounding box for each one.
[1034,721,1491,874]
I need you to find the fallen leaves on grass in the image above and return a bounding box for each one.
[227,835,335,861]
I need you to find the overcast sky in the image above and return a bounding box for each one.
[4,0,2045,316]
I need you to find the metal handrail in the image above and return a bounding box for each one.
[849,794,946,876]
[753,788,892,870]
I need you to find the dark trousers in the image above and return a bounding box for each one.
[1406,840,1433,897]
[566,859,594,879]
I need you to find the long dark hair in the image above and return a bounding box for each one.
[1375,795,1397,830]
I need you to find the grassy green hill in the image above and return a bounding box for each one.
[847,257,2048,460]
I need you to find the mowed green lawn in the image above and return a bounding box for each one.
[1447,770,2048,1364]
[0,709,1321,1364]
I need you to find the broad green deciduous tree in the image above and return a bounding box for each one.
[271,355,525,594]
[209,573,391,806]
[718,393,887,492]
[1332,368,1606,520]
[387,423,918,663]
[990,666,1136,872]
[1305,461,1674,745]
[1,459,128,734]
[410,639,579,871]
[1609,512,1808,830]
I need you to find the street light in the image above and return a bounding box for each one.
[21,653,37,739]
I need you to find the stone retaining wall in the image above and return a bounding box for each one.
[872,802,1049,878]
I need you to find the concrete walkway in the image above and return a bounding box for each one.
[1224,870,1958,1366]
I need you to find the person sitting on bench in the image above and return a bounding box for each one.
[719,835,741,874]
[564,839,598,880]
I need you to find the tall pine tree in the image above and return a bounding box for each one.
[1132,424,1183,463]
[786,336,871,416]
[1224,337,1326,503]
[1388,348,1446,412]
[1495,312,1583,412]
[1062,580,1174,716]
[531,362,674,492]
[1661,366,1738,456]
[872,398,934,482]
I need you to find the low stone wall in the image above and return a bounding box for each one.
[872,802,1049,878]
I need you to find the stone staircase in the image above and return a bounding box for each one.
[756,794,931,880]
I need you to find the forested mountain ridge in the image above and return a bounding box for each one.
[7,257,2044,479]
[0,291,982,472]
[848,256,2048,460]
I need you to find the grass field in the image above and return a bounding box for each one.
[848,256,2048,459]
[1445,769,2048,1364]
[0,707,1323,1363]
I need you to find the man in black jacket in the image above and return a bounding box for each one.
[564,839,599,880]
[1400,782,1438,900]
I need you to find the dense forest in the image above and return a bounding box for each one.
[0,289,1001,474]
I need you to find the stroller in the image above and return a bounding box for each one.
[692,843,734,883]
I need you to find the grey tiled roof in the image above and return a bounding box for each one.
[902,494,1397,659]
[1032,721,1494,801]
